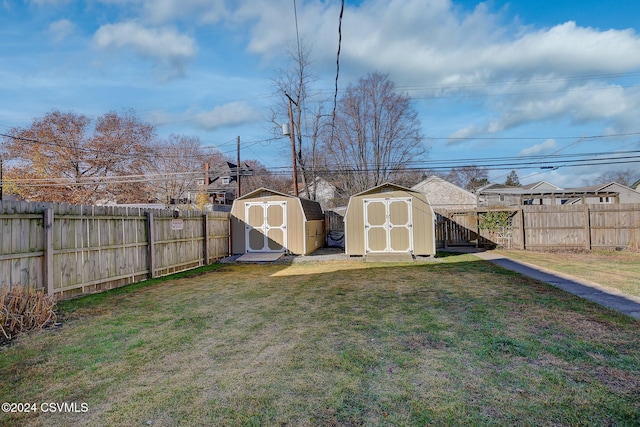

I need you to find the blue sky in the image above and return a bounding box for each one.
[2,0,640,188]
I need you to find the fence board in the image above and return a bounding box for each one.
[0,201,230,299]
[435,204,640,251]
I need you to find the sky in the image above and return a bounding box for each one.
[2,0,640,188]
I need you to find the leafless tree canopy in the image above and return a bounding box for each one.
[446,165,489,191]
[323,72,426,195]
[149,135,225,206]
[596,169,636,187]
[2,109,155,204]
[271,40,329,200]
[240,159,291,195]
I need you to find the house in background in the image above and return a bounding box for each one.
[411,175,476,211]
[175,162,252,208]
[476,180,640,207]
[564,182,640,204]
[476,181,562,207]
[298,176,344,210]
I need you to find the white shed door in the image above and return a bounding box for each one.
[244,201,287,252]
[364,198,413,253]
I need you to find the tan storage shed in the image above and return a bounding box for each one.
[230,188,324,256]
[345,183,436,257]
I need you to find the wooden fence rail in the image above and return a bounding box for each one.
[436,203,640,251]
[0,201,229,299]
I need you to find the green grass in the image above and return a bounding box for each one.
[1,255,639,426]
[494,249,640,298]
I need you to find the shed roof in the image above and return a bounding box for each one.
[235,187,324,221]
[352,182,424,198]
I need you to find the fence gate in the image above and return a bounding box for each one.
[435,211,479,247]
[363,198,413,253]
[447,211,478,245]
[244,201,287,252]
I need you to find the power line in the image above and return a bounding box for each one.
[5,151,637,188]
[330,0,345,140]
[427,132,640,141]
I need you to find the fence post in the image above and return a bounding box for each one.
[146,212,156,278]
[474,212,480,248]
[519,208,526,250]
[203,213,210,265]
[43,208,55,296]
[584,205,591,251]
[444,216,449,250]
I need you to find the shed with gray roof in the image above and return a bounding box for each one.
[230,188,324,255]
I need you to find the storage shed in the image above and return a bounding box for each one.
[345,183,436,257]
[230,188,324,256]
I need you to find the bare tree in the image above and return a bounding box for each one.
[323,72,426,195]
[149,135,223,206]
[271,40,330,200]
[240,159,291,194]
[2,109,154,204]
[447,165,489,191]
[597,169,636,186]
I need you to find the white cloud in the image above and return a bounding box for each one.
[49,19,75,43]
[223,0,640,138]
[93,21,197,79]
[145,110,173,127]
[193,101,259,130]
[463,83,640,138]
[141,0,228,24]
[338,5,640,83]
[447,124,485,142]
[96,0,229,25]
[28,0,71,5]
[518,139,558,156]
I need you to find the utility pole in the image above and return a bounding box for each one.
[0,159,3,201]
[285,93,299,196]
[236,135,241,197]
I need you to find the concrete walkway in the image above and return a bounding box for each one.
[446,247,640,320]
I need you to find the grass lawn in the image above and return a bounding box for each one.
[494,249,640,299]
[1,254,639,426]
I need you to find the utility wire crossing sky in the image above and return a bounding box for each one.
[1,0,640,188]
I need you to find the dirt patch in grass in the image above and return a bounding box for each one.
[593,366,640,394]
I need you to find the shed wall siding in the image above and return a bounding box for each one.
[346,189,435,256]
[304,220,325,255]
[230,193,322,255]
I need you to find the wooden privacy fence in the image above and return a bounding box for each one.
[436,203,640,251]
[0,201,229,299]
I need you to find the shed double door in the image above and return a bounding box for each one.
[363,198,413,253]
[244,201,287,252]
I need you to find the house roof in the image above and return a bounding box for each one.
[477,180,564,195]
[521,181,562,191]
[206,176,236,192]
[412,175,477,198]
[565,181,636,193]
